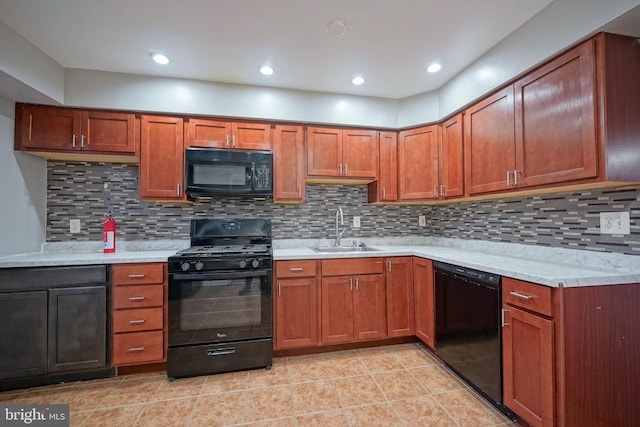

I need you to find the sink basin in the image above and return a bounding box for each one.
[311,246,380,253]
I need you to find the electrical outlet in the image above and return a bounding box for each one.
[600,212,630,235]
[419,215,426,227]
[353,216,361,228]
[70,219,81,234]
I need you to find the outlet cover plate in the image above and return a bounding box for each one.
[419,215,426,227]
[353,216,361,228]
[70,219,81,234]
[599,212,630,235]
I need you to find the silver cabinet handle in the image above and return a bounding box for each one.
[81,134,86,148]
[510,291,533,300]
[232,134,236,148]
[506,170,511,186]
[339,164,343,176]
[382,188,386,199]
[72,134,77,148]
[387,261,392,272]
[344,164,348,175]
[355,277,359,290]
[501,309,509,327]
[433,185,438,196]
[289,267,304,271]
[225,135,230,147]
[349,278,353,291]
[128,296,145,301]
[176,183,181,196]
[440,185,445,196]
[298,187,302,197]
[128,274,146,278]
[128,319,145,324]
[128,347,145,352]
[278,282,281,296]
[514,169,519,186]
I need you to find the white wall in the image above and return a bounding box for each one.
[0,96,47,255]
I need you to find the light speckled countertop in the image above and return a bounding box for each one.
[1,237,638,288]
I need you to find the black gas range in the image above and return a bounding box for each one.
[167,219,273,380]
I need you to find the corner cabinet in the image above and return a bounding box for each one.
[439,113,464,198]
[139,115,187,201]
[385,257,415,337]
[368,131,399,203]
[413,258,435,349]
[272,125,305,203]
[398,124,440,200]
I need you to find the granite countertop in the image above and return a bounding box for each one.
[0,237,638,288]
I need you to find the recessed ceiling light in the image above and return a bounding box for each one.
[326,20,347,37]
[427,63,442,73]
[260,66,274,76]
[150,52,170,65]
[351,76,365,86]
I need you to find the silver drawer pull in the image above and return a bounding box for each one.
[208,348,236,356]
[128,347,145,352]
[128,319,145,324]
[128,296,145,301]
[289,267,304,271]
[510,291,533,300]
[128,274,146,278]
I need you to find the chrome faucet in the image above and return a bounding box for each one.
[335,207,347,247]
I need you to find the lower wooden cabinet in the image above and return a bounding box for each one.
[111,263,167,366]
[385,257,414,337]
[413,258,435,348]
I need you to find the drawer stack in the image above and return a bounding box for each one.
[112,263,167,366]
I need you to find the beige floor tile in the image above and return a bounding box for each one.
[346,402,404,427]
[2,387,72,405]
[243,385,293,423]
[287,358,333,383]
[291,380,341,415]
[411,364,465,394]
[241,417,296,426]
[433,389,506,427]
[99,377,163,408]
[69,410,92,427]
[358,351,405,373]
[200,370,249,395]
[247,360,290,389]
[393,346,439,368]
[333,374,386,407]
[295,408,350,427]
[373,369,427,400]
[150,376,205,401]
[392,395,458,426]
[62,382,114,412]
[188,391,245,426]
[81,404,144,427]
[135,397,196,427]
[324,354,369,378]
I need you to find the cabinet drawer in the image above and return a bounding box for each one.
[503,277,554,317]
[113,285,164,309]
[321,257,384,276]
[113,330,164,365]
[112,263,164,286]
[276,260,317,278]
[113,307,164,333]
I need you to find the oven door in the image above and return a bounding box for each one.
[168,269,272,347]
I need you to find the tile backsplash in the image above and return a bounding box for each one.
[47,162,640,255]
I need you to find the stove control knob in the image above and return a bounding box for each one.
[195,261,204,271]
[181,262,191,272]
[239,260,248,269]
[251,259,260,269]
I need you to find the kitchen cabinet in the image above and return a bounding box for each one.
[15,103,137,160]
[306,127,378,180]
[398,124,440,200]
[272,124,305,203]
[112,263,167,366]
[139,115,186,201]
[367,131,398,203]
[438,113,464,198]
[274,260,319,349]
[413,257,435,349]
[185,118,271,151]
[320,258,386,344]
[385,257,414,337]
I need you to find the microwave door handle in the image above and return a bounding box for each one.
[251,162,257,190]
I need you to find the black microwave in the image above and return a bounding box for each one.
[185,148,273,197]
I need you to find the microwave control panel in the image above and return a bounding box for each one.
[254,164,271,189]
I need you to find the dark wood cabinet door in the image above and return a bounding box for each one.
[48,286,106,373]
[353,274,386,341]
[0,291,48,380]
[83,110,136,154]
[185,118,230,149]
[376,131,398,201]
[273,125,305,203]
[464,86,516,195]
[440,113,464,198]
[16,104,81,151]
[413,258,434,349]
[515,40,597,187]
[342,129,378,178]
[503,305,554,427]
[320,276,353,344]
[385,257,415,337]
[232,122,272,151]
[275,277,318,349]
[139,115,185,200]
[398,124,440,200]
[306,127,342,177]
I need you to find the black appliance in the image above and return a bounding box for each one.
[185,148,272,197]
[167,219,272,380]
[434,261,515,419]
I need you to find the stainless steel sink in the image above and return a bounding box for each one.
[311,246,380,253]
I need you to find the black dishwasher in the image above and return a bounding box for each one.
[434,261,514,418]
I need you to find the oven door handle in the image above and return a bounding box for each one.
[171,270,270,281]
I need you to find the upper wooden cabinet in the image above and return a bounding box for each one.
[139,115,186,201]
[439,113,464,199]
[272,125,305,203]
[306,127,378,180]
[185,118,271,151]
[368,131,399,203]
[398,124,440,200]
[15,103,137,159]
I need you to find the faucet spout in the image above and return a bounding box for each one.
[335,207,347,247]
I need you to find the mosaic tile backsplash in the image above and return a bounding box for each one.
[46,162,640,255]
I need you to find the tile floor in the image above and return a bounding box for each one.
[0,343,519,426]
